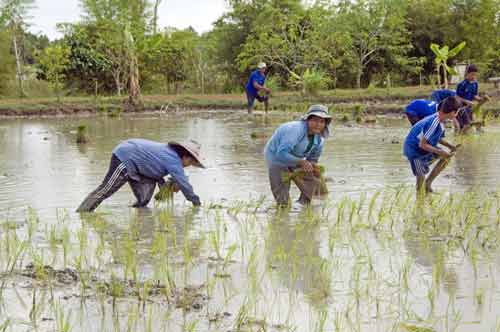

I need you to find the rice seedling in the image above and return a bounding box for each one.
[76,125,89,144]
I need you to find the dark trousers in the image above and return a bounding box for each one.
[268,165,320,206]
[76,154,157,212]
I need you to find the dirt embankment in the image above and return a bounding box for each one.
[0,87,498,118]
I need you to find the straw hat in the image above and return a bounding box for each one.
[168,140,206,168]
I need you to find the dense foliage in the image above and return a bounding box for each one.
[0,0,499,98]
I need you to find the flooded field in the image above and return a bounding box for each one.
[1,111,500,332]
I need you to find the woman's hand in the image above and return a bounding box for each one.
[299,159,314,174]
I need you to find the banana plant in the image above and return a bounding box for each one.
[430,41,466,89]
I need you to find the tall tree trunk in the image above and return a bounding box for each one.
[436,64,441,88]
[443,66,448,89]
[128,54,141,105]
[112,70,122,96]
[12,32,25,98]
[201,70,205,94]
[152,0,162,34]
[356,66,362,89]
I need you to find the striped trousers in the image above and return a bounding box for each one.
[76,154,157,212]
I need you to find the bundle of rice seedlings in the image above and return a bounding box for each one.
[282,164,328,196]
[154,180,177,202]
[76,125,89,144]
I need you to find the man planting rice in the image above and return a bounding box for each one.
[77,139,204,212]
[264,104,331,207]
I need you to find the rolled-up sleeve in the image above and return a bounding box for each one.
[166,164,201,205]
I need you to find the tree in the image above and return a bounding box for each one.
[38,44,70,101]
[125,25,141,106]
[335,0,410,88]
[80,0,152,101]
[0,29,15,95]
[1,0,35,97]
[430,42,466,88]
[151,0,161,34]
[237,1,330,90]
[58,23,113,94]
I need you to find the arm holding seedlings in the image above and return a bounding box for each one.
[252,77,271,94]
[165,165,201,206]
[419,136,453,158]
[439,139,459,152]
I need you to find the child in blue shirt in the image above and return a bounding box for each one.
[245,62,271,113]
[405,99,438,125]
[403,96,461,195]
[455,64,484,133]
[265,104,331,206]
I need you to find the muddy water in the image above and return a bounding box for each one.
[1,111,500,332]
[1,112,499,216]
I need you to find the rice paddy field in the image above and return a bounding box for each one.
[1,111,500,332]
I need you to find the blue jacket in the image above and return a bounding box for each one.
[456,79,478,101]
[113,139,200,205]
[403,114,445,159]
[430,89,456,103]
[264,121,325,168]
[405,99,438,119]
[246,70,266,96]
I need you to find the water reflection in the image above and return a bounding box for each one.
[266,211,331,309]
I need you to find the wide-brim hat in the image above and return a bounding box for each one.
[168,140,206,168]
[301,104,332,121]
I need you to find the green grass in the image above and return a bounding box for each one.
[1,83,498,116]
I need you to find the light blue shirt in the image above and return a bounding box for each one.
[113,139,200,205]
[264,121,324,168]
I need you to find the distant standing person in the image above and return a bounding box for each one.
[405,99,438,125]
[77,139,204,212]
[264,105,331,207]
[455,64,484,133]
[403,96,461,195]
[245,62,271,114]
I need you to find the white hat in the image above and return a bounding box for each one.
[168,140,206,168]
[257,62,267,69]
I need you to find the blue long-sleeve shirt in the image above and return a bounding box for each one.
[264,121,325,168]
[113,139,200,205]
[456,79,478,101]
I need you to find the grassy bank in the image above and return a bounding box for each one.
[0,84,499,117]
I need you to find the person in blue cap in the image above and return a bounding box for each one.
[77,139,205,212]
[245,62,271,114]
[264,104,331,206]
[405,99,439,125]
[403,96,461,195]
